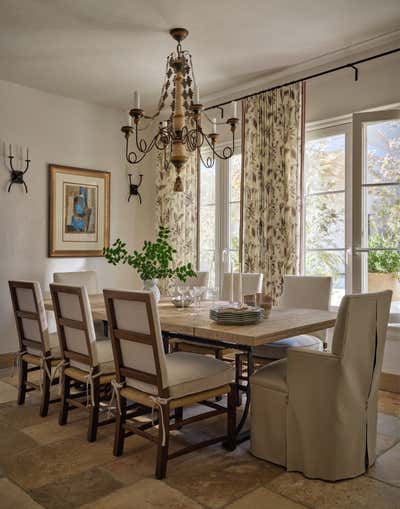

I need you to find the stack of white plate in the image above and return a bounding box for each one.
[209,305,265,325]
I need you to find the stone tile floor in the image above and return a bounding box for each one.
[0,359,399,508]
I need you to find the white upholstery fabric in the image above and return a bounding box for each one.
[53,271,98,294]
[221,273,263,302]
[250,290,392,481]
[183,272,209,289]
[254,334,322,360]
[127,351,235,398]
[111,291,168,391]
[14,282,50,353]
[54,285,100,368]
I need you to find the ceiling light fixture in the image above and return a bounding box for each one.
[121,28,240,192]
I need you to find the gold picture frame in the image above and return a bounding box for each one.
[49,165,110,257]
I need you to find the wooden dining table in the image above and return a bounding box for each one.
[44,294,336,441]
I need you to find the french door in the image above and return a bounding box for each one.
[198,150,242,291]
[352,110,400,313]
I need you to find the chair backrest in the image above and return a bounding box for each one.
[103,289,168,397]
[221,273,263,301]
[53,271,98,294]
[50,283,98,370]
[183,271,209,288]
[280,275,332,310]
[9,280,49,355]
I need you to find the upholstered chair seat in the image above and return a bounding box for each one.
[250,291,392,481]
[253,334,322,360]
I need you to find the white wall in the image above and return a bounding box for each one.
[0,80,156,353]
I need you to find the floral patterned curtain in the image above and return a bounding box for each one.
[155,152,198,295]
[241,83,304,303]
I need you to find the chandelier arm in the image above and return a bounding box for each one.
[198,148,215,169]
[202,133,234,161]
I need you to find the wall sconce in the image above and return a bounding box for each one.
[4,144,31,193]
[128,173,143,203]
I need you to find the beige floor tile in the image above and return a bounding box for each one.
[378,391,400,418]
[5,436,115,489]
[166,445,284,509]
[0,380,18,403]
[225,486,307,509]
[0,478,43,509]
[268,471,400,509]
[0,420,38,467]
[79,478,203,509]
[377,413,400,439]
[368,442,400,488]
[376,433,399,456]
[29,467,123,509]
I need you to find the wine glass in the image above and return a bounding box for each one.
[176,285,188,310]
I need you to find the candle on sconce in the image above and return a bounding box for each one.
[9,144,12,157]
[127,112,132,127]
[133,91,140,109]
[194,84,200,104]
[232,101,237,118]
[212,118,217,134]
[26,147,29,160]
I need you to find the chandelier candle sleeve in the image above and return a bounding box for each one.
[133,91,140,109]
[212,118,217,134]
[232,101,237,119]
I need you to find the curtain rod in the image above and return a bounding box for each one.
[204,47,400,111]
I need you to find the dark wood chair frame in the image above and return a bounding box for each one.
[104,289,237,480]
[50,283,115,442]
[8,280,61,417]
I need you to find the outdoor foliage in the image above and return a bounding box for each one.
[368,235,400,274]
[103,226,197,282]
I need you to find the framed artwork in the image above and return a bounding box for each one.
[49,165,110,257]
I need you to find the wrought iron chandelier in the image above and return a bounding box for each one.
[121,28,240,192]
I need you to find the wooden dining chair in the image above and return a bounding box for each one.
[104,289,237,480]
[50,283,115,442]
[8,280,61,417]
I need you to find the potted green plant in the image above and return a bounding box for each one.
[368,235,400,299]
[103,226,196,302]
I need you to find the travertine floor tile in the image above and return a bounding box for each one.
[225,486,307,509]
[378,413,400,439]
[0,420,38,467]
[0,478,43,509]
[166,445,283,509]
[267,471,400,508]
[378,390,400,417]
[29,467,123,509]
[376,433,399,456]
[0,380,18,403]
[368,442,400,488]
[5,436,115,489]
[79,478,203,509]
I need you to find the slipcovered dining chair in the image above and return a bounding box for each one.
[254,275,332,359]
[221,272,263,302]
[53,271,108,336]
[50,283,115,442]
[182,271,209,288]
[8,280,61,417]
[103,289,236,480]
[250,290,392,481]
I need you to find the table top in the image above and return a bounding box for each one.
[43,294,336,347]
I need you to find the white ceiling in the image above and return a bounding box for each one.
[0,0,399,111]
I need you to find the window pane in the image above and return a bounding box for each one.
[363,250,400,308]
[305,192,345,249]
[200,250,216,287]
[366,120,400,184]
[229,202,240,251]
[366,185,400,249]
[200,162,215,204]
[229,154,241,202]
[305,134,345,193]
[199,205,215,250]
[229,250,240,272]
[305,250,345,306]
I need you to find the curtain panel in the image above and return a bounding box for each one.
[155,152,198,295]
[241,83,304,303]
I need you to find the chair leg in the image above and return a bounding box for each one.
[174,407,183,429]
[40,359,51,417]
[235,354,243,406]
[113,397,126,457]
[215,349,223,401]
[103,320,108,337]
[226,383,237,451]
[17,358,28,405]
[155,404,170,480]
[59,373,71,425]
[87,378,100,442]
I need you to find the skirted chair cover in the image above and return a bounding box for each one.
[254,275,332,359]
[182,271,209,289]
[221,273,263,302]
[250,290,392,481]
